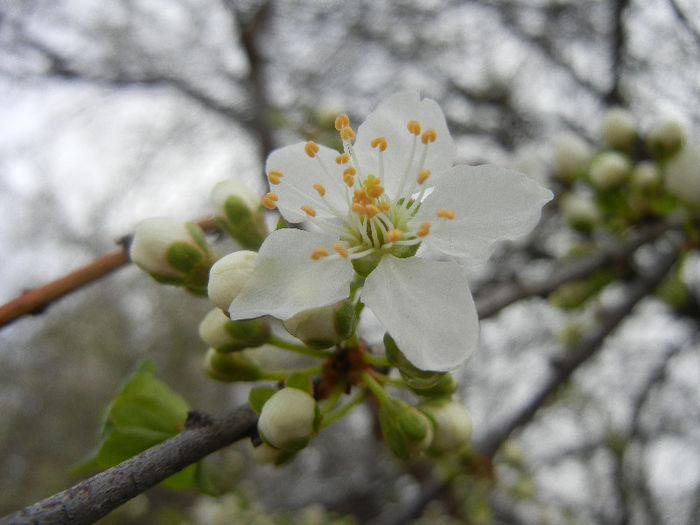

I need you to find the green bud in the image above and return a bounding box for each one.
[378,398,433,459]
[560,192,601,231]
[257,387,320,451]
[283,300,356,348]
[630,161,660,189]
[601,108,637,150]
[664,145,700,204]
[589,151,630,189]
[419,400,472,454]
[205,348,262,382]
[384,333,445,392]
[129,217,214,293]
[413,373,457,398]
[207,251,258,312]
[198,308,269,352]
[553,136,592,182]
[211,179,267,250]
[646,119,685,160]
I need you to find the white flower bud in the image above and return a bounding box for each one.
[420,401,472,454]
[211,179,261,217]
[553,136,592,181]
[646,119,685,159]
[630,161,660,189]
[283,300,355,348]
[207,251,258,311]
[560,192,601,227]
[198,308,269,352]
[664,145,700,203]
[248,441,283,464]
[589,151,630,189]
[211,179,267,250]
[130,217,199,277]
[601,108,637,149]
[257,387,318,450]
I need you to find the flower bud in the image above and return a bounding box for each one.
[198,308,269,352]
[207,251,258,312]
[257,387,319,451]
[646,119,684,160]
[378,398,433,459]
[205,348,262,382]
[601,108,637,150]
[553,136,592,182]
[248,441,296,466]
[589,151,630,189]
[129,217,214,294]
[419,400,472,454]
[283,300,356,348]
[630,161,660,189]
[211,179,267,250]
[664,145,700,203]
[560,193,601,230]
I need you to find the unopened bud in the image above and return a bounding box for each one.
[630,161,660,189]
[378,398,433,459]
[248,441,297,466]
[664,145,700,203]
[257,387,320,451]
[283,300,356,348]
[205,348,262,382]
[129,217,214,294]
[601,108,637,150]
[211,179,267,250]
[553,136,592,182]
[207,251,258,312]
[198,308,269,352]
[419,400,472,454]
[589,151,630,189]
[646,119,685,160]
[560,193,601,230]
[384,333,445,392]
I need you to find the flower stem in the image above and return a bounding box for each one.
[320,379,347,413]
[259,366,323,381]
[374,372,409,389]
[268,335,332,359]
[359,370,391,404]
[362,353,390,368]
[321,390,367,429]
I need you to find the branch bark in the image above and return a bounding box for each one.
[0,405,258,525]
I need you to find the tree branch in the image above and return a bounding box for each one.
[0,405,258,525]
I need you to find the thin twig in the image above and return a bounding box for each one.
[0,405,258,525]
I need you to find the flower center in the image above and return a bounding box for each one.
[262,114,454,274]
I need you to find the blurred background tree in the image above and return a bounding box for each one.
[1,0,699,523]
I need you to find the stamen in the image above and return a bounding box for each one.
[335,114,350,130]
[310,247,329,260]
[407,120,421,135]
[305,141,320,158]
[262,192,278,209]
[301,205,317,217]
[417,222,430,237]
[365,205,379,219]
[421,128,437,144]
[378,202,391,212]
[343,167,356,187]
[417,169,431,184]
[437,208,454,220]
[336,153,349,164]
[268,169,283,185]
[386,229,403,242]
[363,174,384,198]
[313,183,326,197]
[371,137,388,151]
[351,203,365,215]
[340,126,355,141]
[333,243,349,258]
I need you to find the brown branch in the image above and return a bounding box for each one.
[0,405,258,525]
[0,217,218,330]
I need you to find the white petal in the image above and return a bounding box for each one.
[413,165,553,265]
[228,229,354,320]
[354,92,456,198]
[266,143,349,223]
[363,256,478,371]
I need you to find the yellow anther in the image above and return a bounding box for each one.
[417,222,431,237]
[336,153,349,164]
[437,208,454,220]
[407,120,421,135]
[310,247,329,260]
[371,136,388,151]
[305,141,320,158]
[340,126,355,140]
[301,205,317,217]
[335,114,350,131]
[351,203,365,215]
[313,183,326,196]
[343,174,355,187]
[268,169,283,185]
[378,201,391,212]
[417,169,431,184]
[421,128,437,144]
[353,188,372,206]
[262,192,278,210]
[386,229,403,242]
[333,243,349,258]
[365,205,379,218]
[363,174,384,198]
[343,167,356,176]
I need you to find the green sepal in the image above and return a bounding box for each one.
[334,300,357,340]
[224,196,253,225]
[351,251,382,276]
[378,398,430,460]
[413,373,457,398]
[185,222,211,255]
[384,333,445,392]
[285,373,314,395]
[249,386,278,414]
[166,241,203,273]
[273,448,299,466]
[214,318,270,352]
[149,272,186,286]
[389,242,420,259]
[206,351,262,382]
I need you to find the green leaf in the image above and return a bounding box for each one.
[249,386,277,414]
[285,373,313,395]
